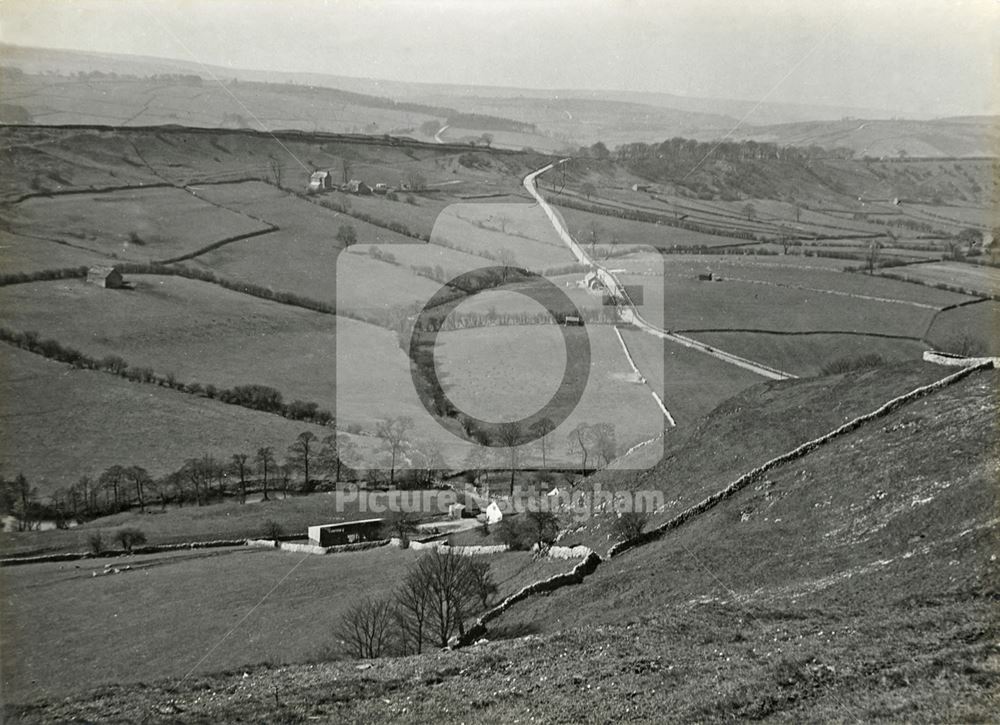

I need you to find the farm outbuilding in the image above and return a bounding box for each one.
[86,266,124,288]
[345,179,372,195]
[307,518,384,546]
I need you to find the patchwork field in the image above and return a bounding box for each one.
[0,275,338,406]
[632,274,939,335]
[0,546,571,701]
[0,345,329,494]
[924,301,1000,355]
[880,261,1000,297]
[5,186,271,262]
[430,203,576,270]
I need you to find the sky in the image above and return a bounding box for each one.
[1,0,997,116]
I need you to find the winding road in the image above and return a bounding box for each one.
[523,161,795,381]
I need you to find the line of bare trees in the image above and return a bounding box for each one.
[3,431,362,530]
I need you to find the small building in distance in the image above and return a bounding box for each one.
[373,182,390,194]
[307,518,384,547]
[697,272,714,282]
[563,314,584,326]
[345,179,373,195]
[308,170,332,192]
[631,183,653,192]
[86,265,124,289]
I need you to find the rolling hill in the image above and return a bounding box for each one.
[3,43,997,155]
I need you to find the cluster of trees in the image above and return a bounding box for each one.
[614,137,855,166]
[335,548,497,658]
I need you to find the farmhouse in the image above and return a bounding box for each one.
[308,170,332,192]
[564,314,584,326]
[485,501,504,525]
[86,265,124,288]
[307,518,384,547]
[631,183,653,192]
[373,182,390,194]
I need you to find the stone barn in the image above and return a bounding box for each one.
[87,266,124,288]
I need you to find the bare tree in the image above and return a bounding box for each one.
[524,510,560,553]
[335,597,395,659]
[395,567,431,654]
[267,156,283,187]
[256,446,275,501]
[98,465,126,512]
[376,417,413,487]
[414,548,483,648]
[567,423,593,471]
[530,417,556,467]
[497,248,517,284]
[591,423,617,467]
[584,220,603,258]
[231,453,249,503]
[287,431,318,491]
[496,422,522,495]
[465,559,498,610]
[123,465,152,513]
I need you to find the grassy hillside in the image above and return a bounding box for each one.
[0,345,329,494]
[504,366,997,628]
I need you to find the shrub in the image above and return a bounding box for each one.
[87,531,105,555]
[939,333,987,357]
[613,511,649,542]
[262,519,283,540]
[114,527,147,553]
[820,353,885,376]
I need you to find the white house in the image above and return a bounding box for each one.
[485,501,504,525]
